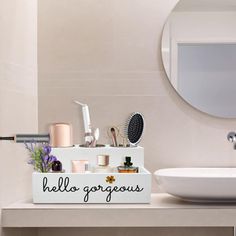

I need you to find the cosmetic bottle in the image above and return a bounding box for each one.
[94,155,113,173]
[117,156,138,173]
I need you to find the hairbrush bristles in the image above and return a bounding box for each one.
[125,112,145,146]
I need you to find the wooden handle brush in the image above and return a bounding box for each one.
[110,127,118,147]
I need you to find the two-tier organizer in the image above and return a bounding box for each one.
[32,146,151,204]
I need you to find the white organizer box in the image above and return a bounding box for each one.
[32,146,151,204]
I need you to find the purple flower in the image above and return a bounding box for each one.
[43,155,50,163]
[49,155,57,162]
[43,155,57,164]
[25,142,58,173]
[43,145,51,154]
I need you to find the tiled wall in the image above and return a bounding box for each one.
[0,0,234,236]
[38,0,236,188]
[37,0,236,235]
[0,0,38,235]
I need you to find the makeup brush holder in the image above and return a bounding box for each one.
[32,146,151,204]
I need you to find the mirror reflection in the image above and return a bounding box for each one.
[162,0,236,118]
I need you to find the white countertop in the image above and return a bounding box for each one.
[2,193,236,227]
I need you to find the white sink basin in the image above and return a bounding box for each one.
[154,168,236,202]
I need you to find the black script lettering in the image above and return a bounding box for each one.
[42,177,80,193]
[83,186,90,202]
[118,186,126,192]
[135,185,144,192]
[58,177,63,192]
[83,186,99,202]
[64,177,70,192]
[52,186,58,192]
[83,186,91,202]
[82,184,144,203]
[126,185,144,192]
[105,186,119,202]
[43,177,51,192]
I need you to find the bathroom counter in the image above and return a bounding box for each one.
[2,193,236,227]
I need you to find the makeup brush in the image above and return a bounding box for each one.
[110,127,118,147]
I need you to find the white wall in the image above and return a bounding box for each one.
[170,11,236,39]
[0,0,38,235]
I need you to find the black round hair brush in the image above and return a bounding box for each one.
[125,112,145,146]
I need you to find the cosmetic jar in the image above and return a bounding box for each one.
[50,123,72,147]
[71,160,89,173]
[94,155,112,173]
[97,155,109,165]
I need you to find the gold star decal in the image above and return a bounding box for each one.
[106,175,116,184]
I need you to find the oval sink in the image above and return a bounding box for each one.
[154,168,236,202]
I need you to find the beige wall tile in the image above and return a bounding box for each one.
[39,0,114,71]
[0,0,38,235]
[38,0,235,236]
[38,0,236,192]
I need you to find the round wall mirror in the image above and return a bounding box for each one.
[162,0,236,118]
